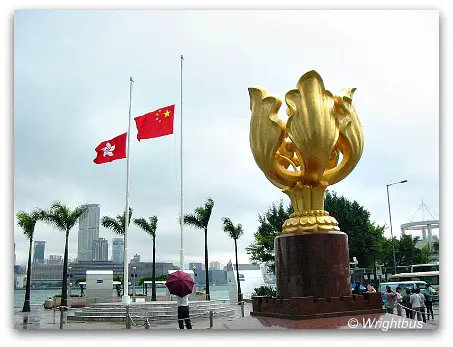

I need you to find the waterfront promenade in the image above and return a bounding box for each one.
[14,302,439,330]
[14,301,252,330]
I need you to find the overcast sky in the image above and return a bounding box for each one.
[13,10,439,268]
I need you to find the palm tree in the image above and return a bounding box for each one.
[184,197,214,300]
[101,207,132,296]
[101,207,133,235]
[37,202,88,309]
[16,210,41,312]
[134,216,158,301]
[222,217,244,303]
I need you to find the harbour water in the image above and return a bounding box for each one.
[14,285,231,311]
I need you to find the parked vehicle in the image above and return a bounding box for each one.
[388,271,439,301]
[378,280,429,305]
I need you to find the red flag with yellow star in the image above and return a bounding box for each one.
[134,104,175,141]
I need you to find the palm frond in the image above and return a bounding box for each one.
[67,205,89,230]
[183,213,204,230]
[36,202,87,232]
[101,216,124,235]
[134,216,158,237]
[200,197,214,227]
[222,217,244,240]
[36,207,66,232]
[125,207,133,227]
[16,210,40,240]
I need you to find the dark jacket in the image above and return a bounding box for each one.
[402,294,411,308]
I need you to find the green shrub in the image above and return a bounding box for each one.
[53,294,80,298]
[252,285,276,297]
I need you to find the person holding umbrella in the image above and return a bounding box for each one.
[165,270,194,329]
[177,294,192,329]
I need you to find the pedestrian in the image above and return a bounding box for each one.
[410,288,421,321]
[353,282,362,295]
[402,288,412,319]
[384,285,397,314]
[366,284,376,293]
[177,294,192,329]
[424,283,435,320]
[396,287,403,316]
[416,288,426,323]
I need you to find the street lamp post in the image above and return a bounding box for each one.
[132,266,136,302]
[386,179,408,274]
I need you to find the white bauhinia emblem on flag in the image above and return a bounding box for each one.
[101,142,115,157]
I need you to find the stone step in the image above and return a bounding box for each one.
[74,307,229,315]
[77,304,224,313]
[73,307,232,316]
[68,309,235,322]
[90,300,223,307]
[67,300,234,323]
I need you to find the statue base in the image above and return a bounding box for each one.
[250,293,385,320]
[275,231,352,297]
[250,230,384,320]
[223,312,436,329]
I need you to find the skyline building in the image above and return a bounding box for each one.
[33,241,45,264]
[92,238,109,261]
[112,238,124,264]
[77,204,100,261]
[47,255,63,264]
[209,261,220,270]
[131,254,141,264]
[189,262,203,271]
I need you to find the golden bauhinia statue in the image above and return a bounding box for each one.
[249,70,364,233]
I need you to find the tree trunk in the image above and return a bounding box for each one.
[22,238,33,312]
[61,230,69,308]
[234,239,242,302]
[151,236,156,301]
[204,228,210,300]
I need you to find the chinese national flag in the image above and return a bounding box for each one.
[134,104,175,141]
[93,132,127,164]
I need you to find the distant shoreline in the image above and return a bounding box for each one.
[14,288,61,290]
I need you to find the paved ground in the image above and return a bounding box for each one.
[14,302,438,330]
[14,301,252,330]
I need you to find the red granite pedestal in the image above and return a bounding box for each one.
[223,313,437,330]
[250,231,385,321]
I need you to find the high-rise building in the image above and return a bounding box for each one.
[47,255,63,264]
[112,238,124,264]
[189,262,203,271]
[131,254,141,264]
[77,204,100,261]
[92,238,109,261]
[209,261,220,270]
[33,241,45,264]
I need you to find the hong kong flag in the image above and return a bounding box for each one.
[93,132,127,164]
[134,104,175,141]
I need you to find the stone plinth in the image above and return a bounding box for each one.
[275,231,351,298]
[251,293,384,320]
[223,313,437,330]
[249,230,384,321]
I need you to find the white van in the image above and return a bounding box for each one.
[379,281,428,304]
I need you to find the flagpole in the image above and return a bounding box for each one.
[123,77,134,304]
[179,55,184,271]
